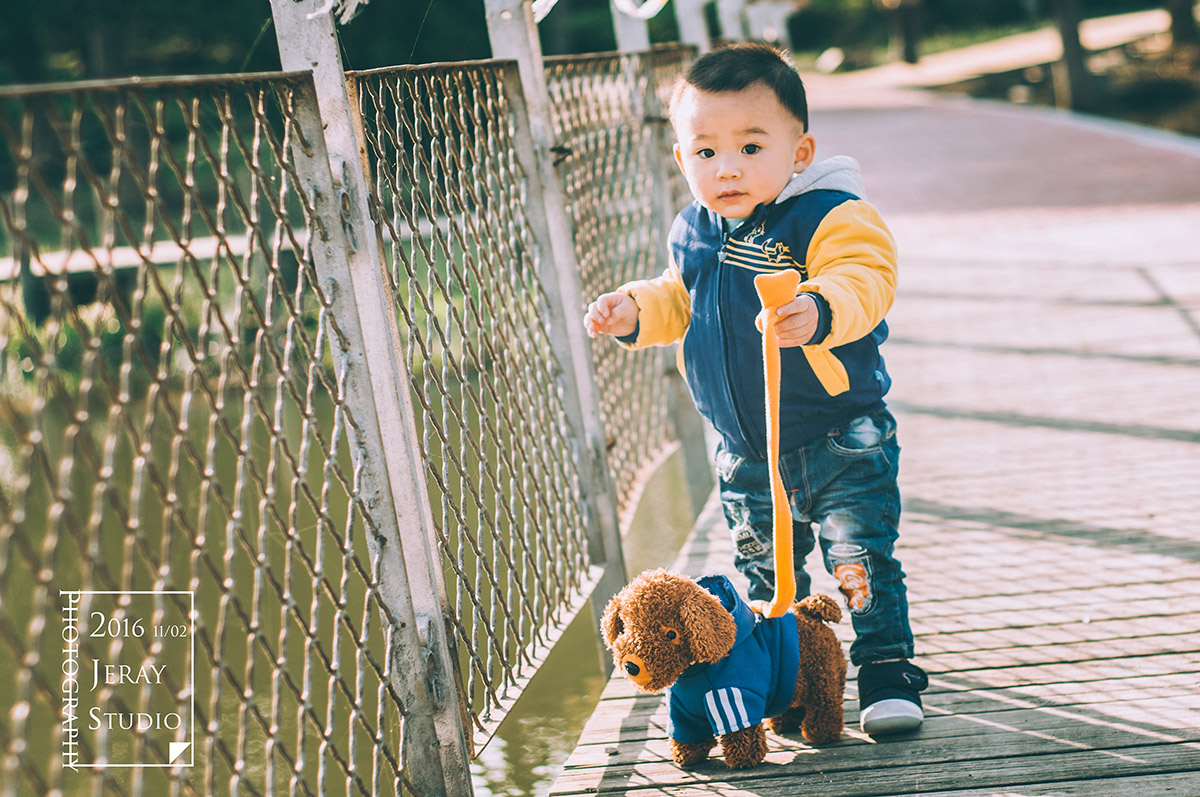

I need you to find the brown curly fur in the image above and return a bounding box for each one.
[601,570,846,769]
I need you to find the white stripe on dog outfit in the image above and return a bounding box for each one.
[705,690,727,735]
[729,687,750,729]
[706,688,752,735]
[717,689,739,732]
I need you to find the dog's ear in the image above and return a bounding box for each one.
[678,584,737,663]
[600,593,625,649]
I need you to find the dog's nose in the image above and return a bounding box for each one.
[618,654,651,687]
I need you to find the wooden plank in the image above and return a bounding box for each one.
[915,612,1200,655]
[922,653,1200,687]
[578,654,1200,721]
[916,631,1200,673]
[915,771,1200,796]
[904,562,1200,606]
[911,579,1200,620]
[551,742,1200,796]
[912,590,1200,631]
[576,680,1200,744]
[922,671,1200,715]
[565,694,1200,766]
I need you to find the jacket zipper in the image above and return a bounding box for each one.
[716,210,766,460]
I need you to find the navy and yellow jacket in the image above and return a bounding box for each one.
[668,574,799,743]
[618,157,897,460]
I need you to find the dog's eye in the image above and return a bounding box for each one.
[661,626,681,643]
[667,630,677,640]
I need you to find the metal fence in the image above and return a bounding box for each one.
[0,72,417,795]
[545,47,692,521]
[349,60,601,748]
[0,44,693,797]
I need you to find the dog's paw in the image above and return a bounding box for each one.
[767,705,806,734]
[670,737,715,767]
[720,725,768,769]
[800,720,843,745]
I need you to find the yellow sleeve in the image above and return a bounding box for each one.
[800,200,897,350]
[615,254,691,349]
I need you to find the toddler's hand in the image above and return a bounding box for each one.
[585,292,639,339]
[762,293,819,348]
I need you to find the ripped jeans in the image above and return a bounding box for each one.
[716,408,914,665]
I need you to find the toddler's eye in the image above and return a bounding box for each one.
[742,144,761,155]
[697,148,715,159]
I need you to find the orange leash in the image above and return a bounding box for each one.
[751,269,801,618]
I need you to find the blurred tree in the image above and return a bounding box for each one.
[1048,0,1094,109]
[337,0,490,67]
[535,0,617,56]
[0,1,46,83]
[0,0,282,84]
[0,0,495,84]
[1165,0,1200,44]
[875,0,922,63]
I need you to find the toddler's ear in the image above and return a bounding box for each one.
[793,132,816,172]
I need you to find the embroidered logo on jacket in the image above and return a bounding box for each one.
[725,227,809,279]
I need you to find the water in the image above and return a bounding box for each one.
[469,448,699,797]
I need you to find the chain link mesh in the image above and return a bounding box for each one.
[0,46,695,795]
[0,74,410,796]
[544,46,692,522]
[350,62,599,748]
[644,46,697,212]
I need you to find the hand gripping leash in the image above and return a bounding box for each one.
[751,268,802,618]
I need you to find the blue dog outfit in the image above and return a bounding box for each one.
[667,575,799,743]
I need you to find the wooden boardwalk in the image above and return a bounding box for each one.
[549,86,1200,796]
[550,489,1200,795]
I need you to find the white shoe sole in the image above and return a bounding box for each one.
[860,698,924,735]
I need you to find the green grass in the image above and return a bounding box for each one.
[792,20,1046,72]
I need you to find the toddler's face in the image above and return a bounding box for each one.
[672,83,814,220]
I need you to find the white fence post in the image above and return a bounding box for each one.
[674,0,712,54]
[717,0,747,41]
[745,1,797,48]
[267,2,474,794]
[610,1,652,51]
[483,0,628,648]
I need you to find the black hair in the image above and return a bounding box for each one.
[671,42,809,132]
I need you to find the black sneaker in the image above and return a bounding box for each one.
[857,660,928,735]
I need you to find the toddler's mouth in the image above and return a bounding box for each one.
[718,191,746,201]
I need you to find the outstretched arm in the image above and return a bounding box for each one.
[585,292,639,339]
[584,256,691,349]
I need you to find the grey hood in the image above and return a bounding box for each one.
[775,155,866,203]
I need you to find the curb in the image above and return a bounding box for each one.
[934,91,1200,161]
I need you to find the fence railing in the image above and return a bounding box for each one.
[0,72,418,795]
[0,42,696,797]
[349,59,602,747]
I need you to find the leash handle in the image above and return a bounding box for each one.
[752,269,801,618]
